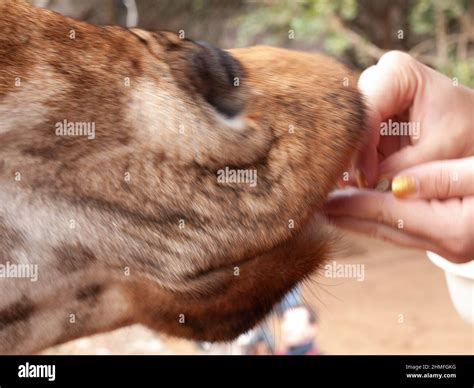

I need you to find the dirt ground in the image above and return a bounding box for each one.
[43,234,474,355]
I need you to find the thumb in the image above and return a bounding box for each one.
[391,157,474,199]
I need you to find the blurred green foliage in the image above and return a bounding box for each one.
[238,0,474,87]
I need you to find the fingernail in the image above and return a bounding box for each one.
[355,169,368,188]
[392,175,418,198]
[375,175,391,192]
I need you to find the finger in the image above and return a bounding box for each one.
[355,128,380,187]
[328,215,471,263]
[357,51,424,184]
[353,68,383,188]
[329,215,437,251]
[358,51,422,122]
[324,189,460,245]
[391,157,474,199]
[378,143,439,177]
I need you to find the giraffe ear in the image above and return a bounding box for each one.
[186,41,245,118]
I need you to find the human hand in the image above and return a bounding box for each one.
[325,51,474,263]
[326,156,474,263]
[352,51,474,187]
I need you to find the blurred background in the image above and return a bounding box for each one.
[31,0,474,86]
[27,0,473,354]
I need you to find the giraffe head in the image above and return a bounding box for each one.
[0,0,365,353]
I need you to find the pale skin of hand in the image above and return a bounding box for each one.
[325,51,474,263]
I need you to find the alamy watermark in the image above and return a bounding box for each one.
[0,261,38,282]
[217,166,257,187]
[380,119,420,140]
[55,119,96,140]
[324,260,365,282]
[18,363,55,382]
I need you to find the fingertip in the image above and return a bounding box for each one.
[358,65,380,95]
[377,50,414,68]
[358,51,420,120]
